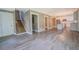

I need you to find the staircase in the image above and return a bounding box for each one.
[16,20,26,33]
[15,10,26,34]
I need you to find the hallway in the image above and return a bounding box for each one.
[0,28,79,50]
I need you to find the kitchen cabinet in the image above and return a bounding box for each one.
[70,10,79,31]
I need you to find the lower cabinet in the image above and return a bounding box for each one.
[70,23,78,31]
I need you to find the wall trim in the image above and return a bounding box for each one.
[38,29,45,32]
[0,9,14,13]
[26,32,32,35]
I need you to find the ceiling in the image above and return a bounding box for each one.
[31,8,78,16]
[0,8,78,16]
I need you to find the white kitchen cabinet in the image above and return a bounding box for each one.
[0,11,14,37]
[70,10,79,31]
[70,23,78,31]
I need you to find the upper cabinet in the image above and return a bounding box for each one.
[74,11,78,21]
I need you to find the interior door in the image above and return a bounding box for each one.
[45,17,48,30]
[0,12,14,36]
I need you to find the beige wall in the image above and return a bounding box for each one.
[49,17,56,29]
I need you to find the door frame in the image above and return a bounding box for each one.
[44,16,49,31]
[31,12,39,33]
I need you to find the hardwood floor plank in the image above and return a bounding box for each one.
[0,28,79,50]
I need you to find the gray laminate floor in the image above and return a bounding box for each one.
[0,28,79,50]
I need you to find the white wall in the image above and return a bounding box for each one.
[31,10,54,32]
[30,10,54,32]
[31,10,45,32]
[39,13,45,32]
[24,10,56,34]
[24,10,32,34]
[0,11,15,37]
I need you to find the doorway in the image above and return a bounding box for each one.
[62,19,67,29]
[32,14,38,33]
[44,16,48,31]
[15,10,26,34]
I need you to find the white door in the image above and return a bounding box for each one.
[0,12,14,36]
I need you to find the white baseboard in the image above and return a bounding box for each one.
[15,32,27,35]
[0,34,14,37]
[34,29,38,32]
[26,32,32,35]
[38,29,45,32]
